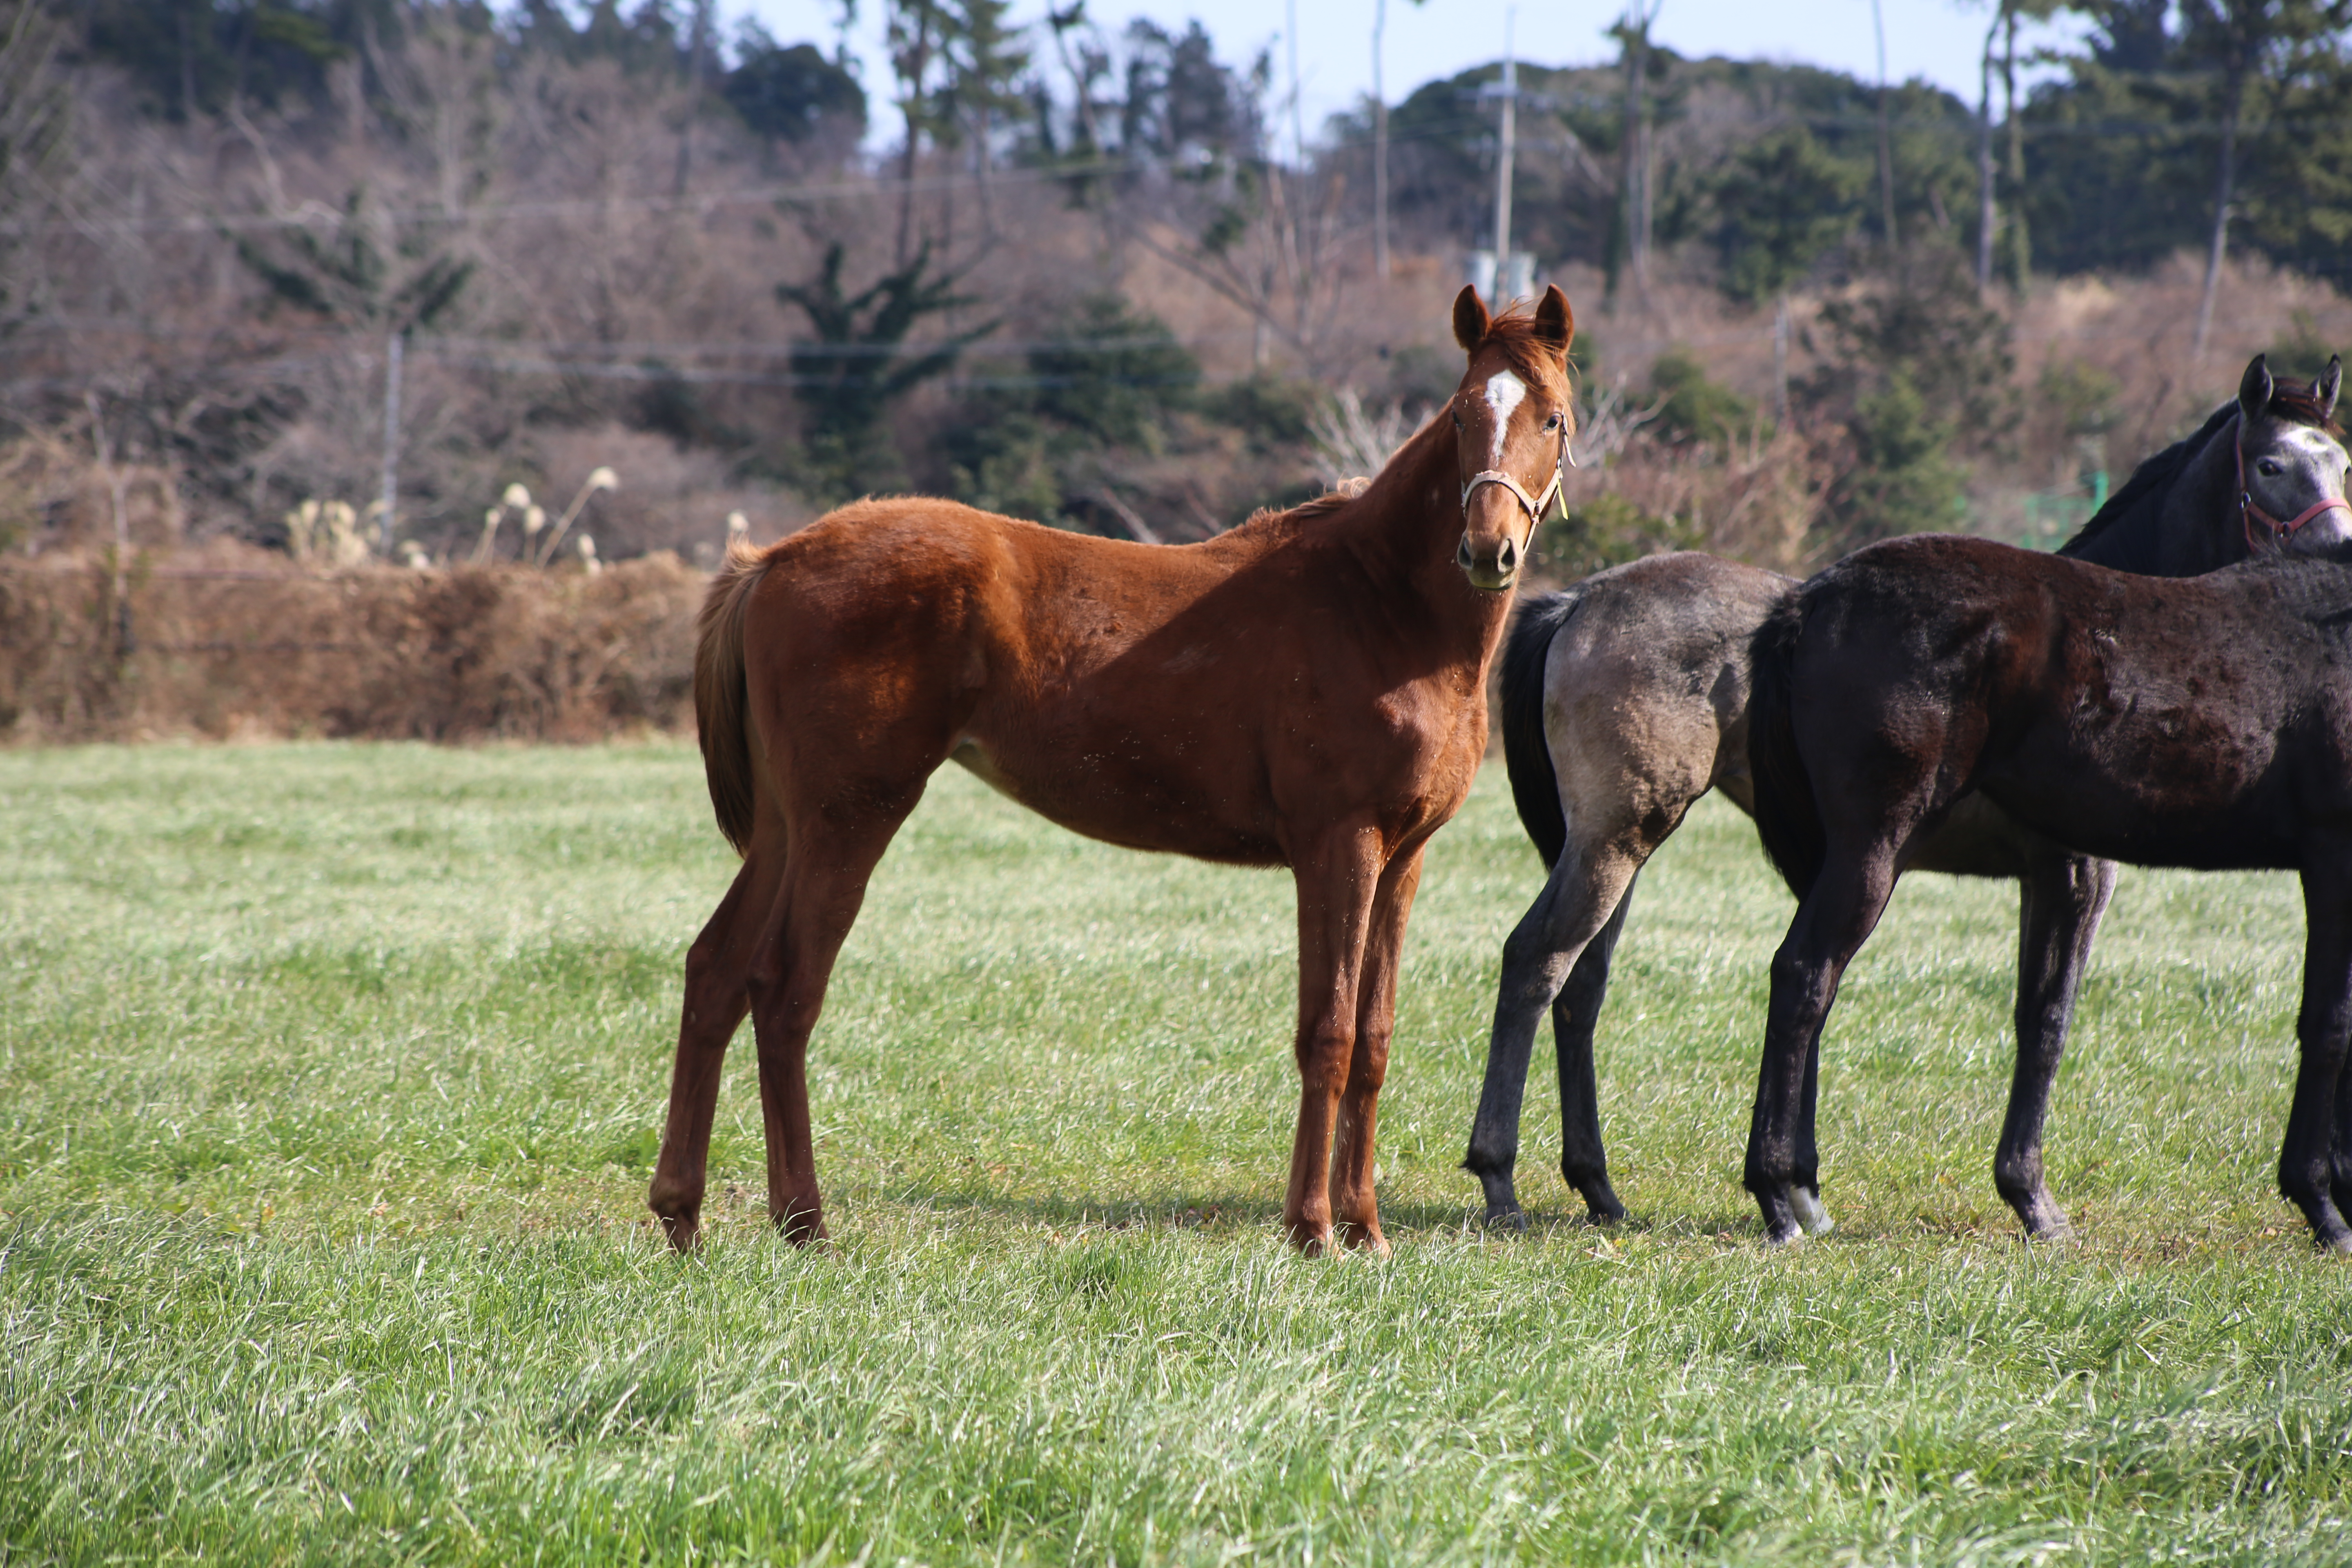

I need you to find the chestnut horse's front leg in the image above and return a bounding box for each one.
[1327,846,1428,1256]
[1285,827,1387,1255]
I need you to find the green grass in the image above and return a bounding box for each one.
[1,741,2347,1564]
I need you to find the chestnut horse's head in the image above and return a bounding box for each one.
[2236,352,2352,559]
[1448,283,1577,592]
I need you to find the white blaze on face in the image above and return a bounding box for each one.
[2255,426,2352,509]
[1483,370,1528,468]
[2289,427,2350,498]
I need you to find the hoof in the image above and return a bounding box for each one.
[1573,1178,1626,1226]
[1483,1201,1530,1233]
[772,1205,827,1245]
[654,1211,702,1252]
[2316,1227,2352,1256]
[2018,1194,2074,1243]
[1790,1186,1835,1237]
[1754,1188,1804,1245]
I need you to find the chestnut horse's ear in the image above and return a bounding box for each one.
[2319,355,2343,421]
[1531,284,1574,355]
[1452,285,1491,352]
[2240,353,2274,424]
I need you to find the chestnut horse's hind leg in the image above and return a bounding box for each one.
[650,853,783,1250]
[745,807,915,1244]
[2284,858,2352,1253]
[1285,827,1387,1256]
[1991,851,2117,1240]
[1464,849,1642,1229]
[1328,846,1428,1256]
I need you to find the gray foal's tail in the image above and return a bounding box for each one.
[1500,587,1585,870]
[1746,593,1826,899]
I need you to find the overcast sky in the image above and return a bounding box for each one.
[743,0,2094,152]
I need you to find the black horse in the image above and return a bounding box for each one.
[1467,353,2350,1240]
[1747,521,2352,1252]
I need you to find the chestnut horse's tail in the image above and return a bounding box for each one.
[1747,593,1824,899]
[1500,587,1584,869]
[696,537,775,856]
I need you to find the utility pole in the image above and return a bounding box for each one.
[1976,8,1998,292]
[1373,0,1390,278]
[1493,8,1517,299]
[2003,4,2027,289]
[1286,0,1306,168]
[673,0,713,196]
[1617,1,1655,307]
[1873,0,1895,246]
[379,330,402,558]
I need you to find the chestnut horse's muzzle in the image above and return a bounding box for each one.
[1455,529,1522,587]
[1457,462,1560,591]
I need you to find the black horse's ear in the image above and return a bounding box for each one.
[1531,284,1574,354]
[1452,285,1491,353]
[2319,355,2342,421]
[2240,353,2274,423]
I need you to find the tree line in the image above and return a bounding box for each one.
[1,0,2347,570]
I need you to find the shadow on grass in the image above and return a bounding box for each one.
[834,1181,1803,1249]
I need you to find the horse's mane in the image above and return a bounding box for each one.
[1236,488,1359,532]
[2059,403,2235,551]
[2060,383,2343,553]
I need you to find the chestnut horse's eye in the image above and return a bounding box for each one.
[1452,408,1465,430]
[1543,412,1563,431]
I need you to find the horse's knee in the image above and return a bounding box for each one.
[1295,1028,1353,1093]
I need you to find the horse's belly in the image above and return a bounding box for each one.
[1980,765,2302,871]
[947,735,1286,864]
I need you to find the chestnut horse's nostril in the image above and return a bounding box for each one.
[1456,536,1475,571]
[1498,536,1519,573]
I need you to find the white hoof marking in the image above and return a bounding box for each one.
[1791,1187,1835,1236]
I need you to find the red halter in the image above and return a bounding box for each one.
[2238,422,2352,555]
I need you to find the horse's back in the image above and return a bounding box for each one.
[1795,535,2352,869]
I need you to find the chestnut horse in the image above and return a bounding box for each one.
[1465,353,2350,1238]
[647,285,1577,1255]
[1747,529,2352,1252]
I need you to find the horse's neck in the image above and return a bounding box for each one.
[1345,420,1508,644]
[2066,423,2240,577]
[2154,427,2247,576]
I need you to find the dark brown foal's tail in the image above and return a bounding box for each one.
[1746,593,1825,898]
[1501,588,1584,869]
[696,537,775,856]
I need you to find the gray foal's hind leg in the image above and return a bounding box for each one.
[1555,880,1637,1223]
[1466,851,1642,1228]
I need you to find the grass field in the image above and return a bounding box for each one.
[2,741,2348,1564]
